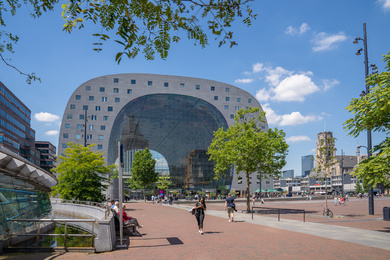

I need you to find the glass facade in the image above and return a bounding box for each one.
[108,94,231,190]
[0,172,52,241]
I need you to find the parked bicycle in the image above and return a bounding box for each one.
[323,205,334,218]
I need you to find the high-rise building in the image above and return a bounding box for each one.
[0,81,40,165]
[283,169,294,178]
[35,141,57,173]
[301,155,314,177]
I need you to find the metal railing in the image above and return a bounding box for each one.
[252,207,306,222]
[9,219,96,251]
[51,199,111,219]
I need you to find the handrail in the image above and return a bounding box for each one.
[252,206,306,222]
[51,199,111,219]
[9,219,96,250]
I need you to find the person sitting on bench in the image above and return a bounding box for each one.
[122,205,143,228]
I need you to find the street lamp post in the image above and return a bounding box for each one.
[341,149,344,198]
[354,23,374,215]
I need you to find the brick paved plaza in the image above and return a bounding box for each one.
[2,197,390,260]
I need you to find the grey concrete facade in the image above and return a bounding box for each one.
[58,74,268,196]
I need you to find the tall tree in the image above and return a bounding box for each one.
[344,52,390,189]
[0,0,256,82]
[52,142,115,202]
[207,107,289,212]
[156,174,172,197]
[127,148,158,202]
[313,134,337,211]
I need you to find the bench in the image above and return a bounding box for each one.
[111,209,139,236]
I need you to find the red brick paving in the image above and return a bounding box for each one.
[3,197,390,260]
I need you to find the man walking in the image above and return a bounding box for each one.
[224,193,235,222]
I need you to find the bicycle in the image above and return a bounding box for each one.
[323,205,334,218]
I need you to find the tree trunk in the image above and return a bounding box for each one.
[246,172,250,212]
[325,176,328,210]
[144,185,146,203]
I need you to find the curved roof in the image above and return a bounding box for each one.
[0,147,57,190]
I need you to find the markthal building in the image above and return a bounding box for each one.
[58,74,268,198]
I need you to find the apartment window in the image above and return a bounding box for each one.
[75,95,81,100]
[164,82,169,87]
[99,87,105,92]
[102,97,107,102]
[85,86,91,91]
[148,81,153,86]
[100,125,106,130]
[83,105,88,111]
[98,135,104,140]
[114,78,119,83]
[108,106,113,112]
[248,98,252,103]
[237,98,241,102]
[63,133,68,139]
[115,98,120,103]
[89,96,94,101]
[75,134,80,139]
[113,88,119,93]
[67,114,72,119]
[224,105,229,110]
[103,116,108,121]
[131,79,136,84]
[87,134,92,140]
[95,106,101,111]
[65,123,70,129]
[89,125,94,131]
[235,106,239,111]
[238,177,242,184]
[214,96,218,100]
[62,143,67,148]
[225,87,230,92]
[79,114,84,120]
[196,85,200,90]
[180,83,185,88]
[77,124,82,130]
[226,97,230,102]
[127,89,132,94]
[97,144,103,150]
[211,86,215,91]
[91,115,97,120]
[70,104,75,109]
[262,125,265,130]
[230,114,234,119]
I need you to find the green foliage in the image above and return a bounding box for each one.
[1,0,256,82]
[51,142,115,202]
[209,191,216,198]
[126,147,158,201]
[230,190,237,197]
[344,52,390,188]
[156,174,172,192]
[355,182,368,194]
[207,107,289,212]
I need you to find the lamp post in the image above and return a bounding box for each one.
[341,149,344,198]
[353,23,374,215]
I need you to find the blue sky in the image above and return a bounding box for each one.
[1,0,389,177]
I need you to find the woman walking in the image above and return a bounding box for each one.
[194,197,206,235]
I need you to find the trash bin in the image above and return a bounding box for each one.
[384,207,390,221]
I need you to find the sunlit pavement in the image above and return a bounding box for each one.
[3,197,390,260]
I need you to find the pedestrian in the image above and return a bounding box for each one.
[346,194,349,201]
[338,197,341,205]
[341,197,345,206]
[110,200,115,209]
[224,193,235,222]
[252,194,256,206]
[194,197,206,235]
[334,197,337,206]
[309,195,312,201]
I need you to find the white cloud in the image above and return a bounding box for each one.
[263,104,322,126]
[235,78,254,84]
[323,79,340,91]
[45,130,59,136]
[279,112,322,126]
[34,112,60,122]
[271,74,320,102]
[252,63,264,73]
[285,23,310,36]
[379,0,390,10]
[263,103,281,125]
[312,32,347,51]
[286,135,311,143]
[255,88,272,102]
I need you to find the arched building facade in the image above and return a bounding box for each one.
[58,74,268,198]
